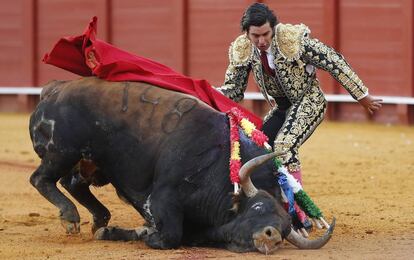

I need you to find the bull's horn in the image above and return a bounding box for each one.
[239,151,284,197]
[285,217,336,249]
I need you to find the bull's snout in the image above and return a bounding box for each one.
[253,226,282,254]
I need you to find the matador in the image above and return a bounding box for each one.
[216,3,382,230]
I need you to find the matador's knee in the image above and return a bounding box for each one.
[273,141,293,165]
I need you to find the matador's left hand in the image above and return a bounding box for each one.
[358,94,382,114]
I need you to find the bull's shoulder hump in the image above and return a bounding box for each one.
[40,80,69,100]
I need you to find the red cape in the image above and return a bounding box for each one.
[43,17,262,128]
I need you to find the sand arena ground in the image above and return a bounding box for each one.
[0,113,413,259]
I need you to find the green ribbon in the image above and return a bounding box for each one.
[294,190,323,219]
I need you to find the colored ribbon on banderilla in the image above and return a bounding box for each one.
[227,107,324,221]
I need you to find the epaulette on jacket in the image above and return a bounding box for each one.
[229,34,253,66]
[275,23,310,61]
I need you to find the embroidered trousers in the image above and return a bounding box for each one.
[262,80,327,172]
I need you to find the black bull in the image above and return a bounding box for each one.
[29,77,334,254]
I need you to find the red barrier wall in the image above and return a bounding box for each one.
[0,0,412,123]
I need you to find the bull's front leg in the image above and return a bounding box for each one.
[94,226,154,241]
[30,158,81,234]
[95,189,183,249]
[59,169,111,234]
[142,189,184,249]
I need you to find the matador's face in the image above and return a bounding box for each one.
[247,22,273,52]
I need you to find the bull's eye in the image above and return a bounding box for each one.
[251,202,264,211]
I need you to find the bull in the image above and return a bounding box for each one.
[29,77,335,254]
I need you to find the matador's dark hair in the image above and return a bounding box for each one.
[240,3,278,32]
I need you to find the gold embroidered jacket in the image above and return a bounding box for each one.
[217,23,368,104]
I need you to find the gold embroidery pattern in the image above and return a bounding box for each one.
[219,25,313,104]
[287,163,301,173]
[216,35,253,102]
[219,23,368,104]
[262,71,285,97]
[272,52,309,102]
[303,37,368,100]
[276,23,310,62]
[218,63,250,102]
[273,81,327,169]
[230,34,253,66]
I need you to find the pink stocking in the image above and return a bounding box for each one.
[284,202,308,225]
[294,202,307,223]
[289,169,309,224]
[290,169,303,186]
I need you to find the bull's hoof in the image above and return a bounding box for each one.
[135,226,155,238]
[60,220,80,234]
[94,226,111,240]
[94,226,140,241]
[91,215,111,234]
[92,222,106,234]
